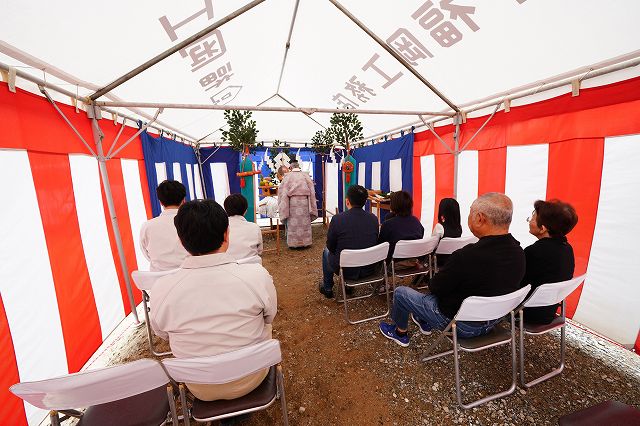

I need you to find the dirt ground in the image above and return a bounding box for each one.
[114,224,640,425]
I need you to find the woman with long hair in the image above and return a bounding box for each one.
[432,198,462,238]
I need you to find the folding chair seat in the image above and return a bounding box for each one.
[433,235,478,273]
[391,236,440,290]
[422,285,531,409]
[131,269,179,357]
[10,359,177,426]
[337,242,390,324]
[162,339,288,426]
[517,274,586,388]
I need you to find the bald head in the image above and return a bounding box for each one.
[277,165,289,180]
[468,193,513,237]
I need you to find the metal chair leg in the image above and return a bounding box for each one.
[455,314,517,409]
[167,384,179,425]
[340,266,391,324]
[144,291,172,357]
[277,365,289,426]
[179,384,191,426]
[519,302,567,388]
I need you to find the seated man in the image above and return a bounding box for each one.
[378,190,424,262]
[320,185,379,298]
[380,193,525,346]
[521,199,578,324]
[139,180,189,271]
[224,193,264,262]
[150,199,277,401]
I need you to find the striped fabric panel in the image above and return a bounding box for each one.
[0,149,68,425]
[69,155,125,339]
[505,144,549,248]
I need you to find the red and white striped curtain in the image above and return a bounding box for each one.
[413,76,640,354]
[0,84,153,425]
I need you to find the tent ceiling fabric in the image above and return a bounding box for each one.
[2,0,640,142]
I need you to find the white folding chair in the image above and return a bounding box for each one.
[422,286,531,409]
[338,242,390,324]
[10,359,177,426]
[162,339,288,426]
[434,235,478,272]
[391,236,440,290]
[518,274,586,388]
[131,269,179,357]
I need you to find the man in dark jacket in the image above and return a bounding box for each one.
[320,185,379,298]
[380,192,526,346]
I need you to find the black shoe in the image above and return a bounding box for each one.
[319,286,334,299]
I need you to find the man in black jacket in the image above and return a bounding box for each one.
[320,185,379,299]
[380,192,526,347]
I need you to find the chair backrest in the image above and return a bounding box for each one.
[162,339,281,385]
[10,359,169,410]
[455,285,531,322]
[393,236,440,259]
[339,242,390,268]
[523,274,586,308]
[435,235,478,255]
[131,268,180,292]
[237,255,262,265]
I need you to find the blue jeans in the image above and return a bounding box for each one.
[391,286,501,338]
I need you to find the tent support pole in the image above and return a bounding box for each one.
[459,102,501,152]
[277,94,328,130]
[452,114,461,199]
[420,115,454,155]
[39,87,97,157]
[89,107,140,324]
[90,0,267,100]
[107,108,163,159]
[95,100,454,117]
[328,0,459,113]
[276,0,301,94]
[194,143,208,199]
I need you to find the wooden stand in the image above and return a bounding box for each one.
[367,190,391,225]
[258,185,281,254]
[261,217,281,255]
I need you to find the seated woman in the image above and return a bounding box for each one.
[521,199,578,324]
[431,198,462,267]
[224,193,263,262]
[378,191,424,262]
[432,197,462,239]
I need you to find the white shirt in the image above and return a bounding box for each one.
[432,223,445,238]
[149,252,277,358]
[139,208,189,271]
[226,215,263,261]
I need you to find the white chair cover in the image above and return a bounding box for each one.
[455,286,531,322]
[435,236,479,255]
[162,339,281,385]
[523,275,586,308]
[393,236,440,259]
[339,242,389,268]
[10,359,168,410]
[131,269,180,291]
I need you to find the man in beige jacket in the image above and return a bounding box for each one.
[150,199,277,401]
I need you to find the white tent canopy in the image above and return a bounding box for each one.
[2,0,640,143]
